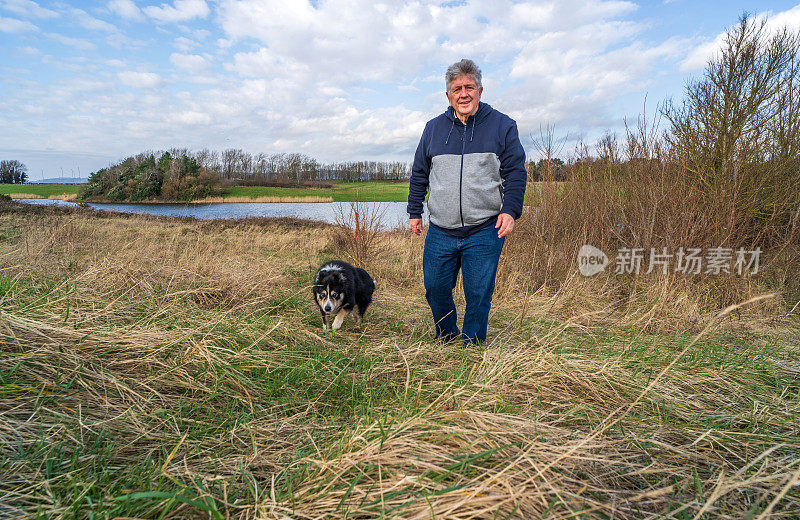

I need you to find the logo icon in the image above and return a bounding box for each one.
[578,245,608,276]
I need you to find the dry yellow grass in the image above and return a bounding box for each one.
[48,193,78,201]
[6,193,76,201]
[8,193,44,199]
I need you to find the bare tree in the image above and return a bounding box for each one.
[664,15,800,175]
[663,13,800,244]
[530,124,568,182]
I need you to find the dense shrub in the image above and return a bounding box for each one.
[80,152,220,202]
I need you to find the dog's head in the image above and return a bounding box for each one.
[313,269,346,314]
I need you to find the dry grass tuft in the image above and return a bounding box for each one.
[8,193,45,199]
[48,193,78,201]
[331,200,387,272]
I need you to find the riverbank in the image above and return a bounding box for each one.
[2,202,798,519]
[0,180,411,203]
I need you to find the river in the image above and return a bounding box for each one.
[18,199,425,229]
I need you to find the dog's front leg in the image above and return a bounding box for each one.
[320,311,329,330]
[332,309,350,330]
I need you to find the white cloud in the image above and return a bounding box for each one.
[218,0,440,82]
[192,28,209,40]
[174,110,212,125]
[47,33,96,50]
[0,0,57,19]
[18,45,40,55]
[169,52,209,73]
[173,36,198,51]
[0,0,758,167]
[107,0,144,20]
[1,0,676,162]
[680,36,723,72]
[767,4,800,31]
[143,0,210,23]
[118,70,163,89]
[681,5,800,72]
[70,8,119,32]
[0,15,36,32]
[211,0,679,157]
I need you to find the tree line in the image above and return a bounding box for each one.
[185,148,409,183]
[0,160,28,184]
[79,149,414,201]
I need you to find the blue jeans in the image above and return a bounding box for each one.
[423,224,505,345]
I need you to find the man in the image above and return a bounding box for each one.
[407,58,527,346]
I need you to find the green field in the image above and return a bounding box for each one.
[223,180,411,202]
[0,183,81,197]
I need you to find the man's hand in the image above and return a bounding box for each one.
[495,213,515,238]
[409,218,423,235]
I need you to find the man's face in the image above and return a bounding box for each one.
[446,74,482,121]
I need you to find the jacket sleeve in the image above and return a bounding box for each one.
[498,120,527,219]
[407,123,431,219]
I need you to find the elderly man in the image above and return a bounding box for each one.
[408,58,527,346]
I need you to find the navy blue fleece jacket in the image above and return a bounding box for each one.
[407,102,527,229]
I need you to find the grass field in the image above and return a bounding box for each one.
[0,183,81,198]
[224,181,412,202]
[1,201,798,519]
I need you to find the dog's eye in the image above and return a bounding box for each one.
[319,291,326,298]
[331,292,338,299]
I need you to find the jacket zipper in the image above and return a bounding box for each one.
[459,120,465,227]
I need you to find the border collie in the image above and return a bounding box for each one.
[313,260,375,330]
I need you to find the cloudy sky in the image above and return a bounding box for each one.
[1,0,799,180]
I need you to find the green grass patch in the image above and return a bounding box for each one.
[223,181,409,202]
[0,183,81,197]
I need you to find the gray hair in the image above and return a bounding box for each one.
[445,59,482,92]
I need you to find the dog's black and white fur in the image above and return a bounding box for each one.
[313,260,375,330]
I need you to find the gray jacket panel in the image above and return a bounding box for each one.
[428,152,503,228]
